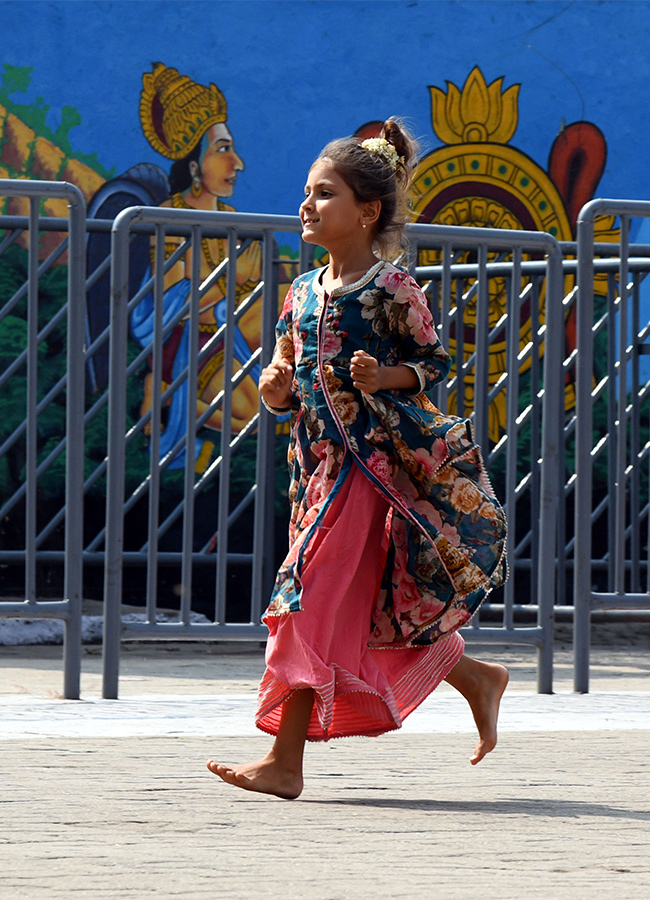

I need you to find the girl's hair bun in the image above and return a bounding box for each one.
[380,119,417,185]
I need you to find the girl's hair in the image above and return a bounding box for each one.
[316,119,418,258]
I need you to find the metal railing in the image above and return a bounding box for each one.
[101,207,307,697]
[408,224,564,693]
[574,199,650,691]
[3,186,648,698]
[97,210,564,695]
[0,179,86,698]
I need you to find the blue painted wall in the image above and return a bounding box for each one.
[2,0,649,220]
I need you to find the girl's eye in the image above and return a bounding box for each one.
[217,144,232,153]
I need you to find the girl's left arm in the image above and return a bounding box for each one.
[350,350,419,393]
[389,273,452,392]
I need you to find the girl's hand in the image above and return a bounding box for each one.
[350,351,420,393]
[350,350,383,393]
[259,358,293,408]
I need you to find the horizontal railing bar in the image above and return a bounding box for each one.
[591,593,650,610]
[0,600,72,618]
[0,211,303,237]
[0,550,255,565]
[461,627,544,645]
[13,551,643,573]
[119,622,269,641]
[417,257,650,279]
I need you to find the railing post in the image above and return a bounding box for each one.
[62,184,87,700]
[214,230,238,624]
[251,232,281,623]
[574,200,611,692]
[102,207,138,699]
[537,238,563,693]
[25,196,39,604]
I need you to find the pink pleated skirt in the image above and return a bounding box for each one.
[256,463,465,741]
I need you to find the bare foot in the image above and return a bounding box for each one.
[206,753,304,800]
[466,662,509,765]
[445,656,509,765]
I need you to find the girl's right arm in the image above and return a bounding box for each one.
[260,283,296,413]
[259,359,293,411]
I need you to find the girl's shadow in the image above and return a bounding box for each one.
[305,795,650,821]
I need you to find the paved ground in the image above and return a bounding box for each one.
[2,625,649,899]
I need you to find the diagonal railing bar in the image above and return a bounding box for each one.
[0,233,69,328]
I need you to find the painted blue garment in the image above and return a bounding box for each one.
[130,273,200,468]
[130,269,263,468]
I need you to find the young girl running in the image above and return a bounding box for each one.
[207,120,509,799]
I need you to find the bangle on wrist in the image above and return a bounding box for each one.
[262,397,292,415]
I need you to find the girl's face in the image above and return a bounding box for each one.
[300,160,368,250]
[196,124,244,198]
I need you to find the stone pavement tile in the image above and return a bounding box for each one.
[2,732,650,900]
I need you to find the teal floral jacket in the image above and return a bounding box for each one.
[265,260,507,647]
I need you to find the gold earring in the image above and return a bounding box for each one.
[191,176,202,197]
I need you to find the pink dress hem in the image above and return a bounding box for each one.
[255,464,465,742]
[255,631,464,741]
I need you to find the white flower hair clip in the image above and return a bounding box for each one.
[360,137,402,171]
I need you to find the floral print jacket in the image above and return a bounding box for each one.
[265,260,507,647]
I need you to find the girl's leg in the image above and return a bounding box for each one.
[206,687,314,799]
[444,655,509,765]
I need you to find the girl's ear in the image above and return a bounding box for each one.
[361,199,381,230]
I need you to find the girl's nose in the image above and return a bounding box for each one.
[233,151,244,172]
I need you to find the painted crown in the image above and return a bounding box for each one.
[140,62,228,160]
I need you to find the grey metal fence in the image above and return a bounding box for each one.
[0,178,86,699]
[4,188,647,699]
[574,199,650,691]
[98,209,564,696]
[408,224,564,694]
[101,207,306,697]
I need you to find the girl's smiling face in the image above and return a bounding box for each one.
[300,160,368,251]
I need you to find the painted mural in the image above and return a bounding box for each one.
[126,64,261,469]
[137,65,260,467]
[0,61,617,473]
[85,64,304,473]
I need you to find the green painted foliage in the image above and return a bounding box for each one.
[0,64,115,180]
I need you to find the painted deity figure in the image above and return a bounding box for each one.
[132,63,262,468]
